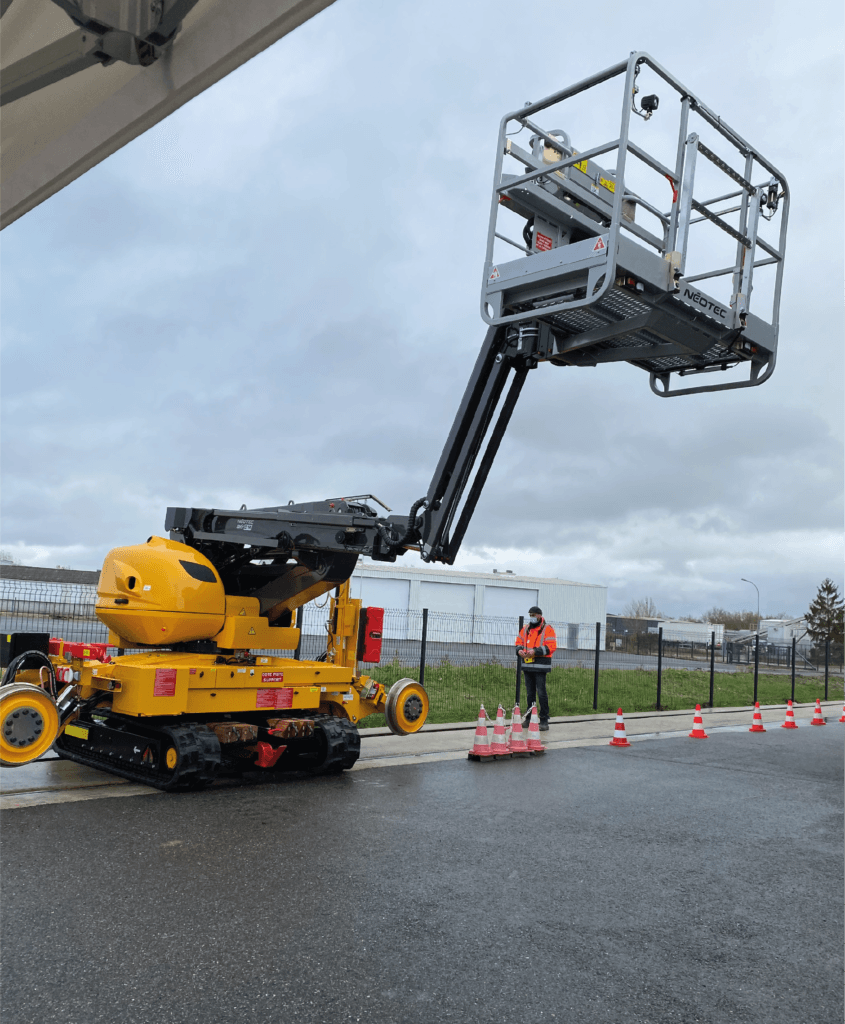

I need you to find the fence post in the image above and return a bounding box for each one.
[753,633,759,704]
[791,637,796,703]
[294,606,303,660]
[709,630,715,708]
[592,621,601,711]
[515,615,524,706]
[656,627,663,709]
[419,608,429,690]
[824,638,830,700]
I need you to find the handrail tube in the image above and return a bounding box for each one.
[495,139,620,193]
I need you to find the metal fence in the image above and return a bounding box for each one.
[2,578,842,724]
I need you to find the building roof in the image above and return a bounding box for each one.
[0,565,100,585]
[354,560,603,588]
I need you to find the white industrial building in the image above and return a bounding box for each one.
[333,561,606,648]
[759,618,808,643]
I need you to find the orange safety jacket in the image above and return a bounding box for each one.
[515,620,557,669]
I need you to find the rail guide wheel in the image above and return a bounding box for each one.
[0,683,60,767]
[385,678,430,735]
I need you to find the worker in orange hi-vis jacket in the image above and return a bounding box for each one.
[515,606,557,731]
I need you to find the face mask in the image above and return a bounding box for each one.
[529,617,539,625]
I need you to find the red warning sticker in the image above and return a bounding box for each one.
[154,668,177,697]
[535,232,553,252]
[489,267,500,280]
[262,671,284,684]
[256,688,294,710]
[592,236,607,252]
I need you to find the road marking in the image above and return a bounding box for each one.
[1,783,161,810]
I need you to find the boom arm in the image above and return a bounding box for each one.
[165,324,544,617]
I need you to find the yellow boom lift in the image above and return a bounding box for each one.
[0,54,788,787]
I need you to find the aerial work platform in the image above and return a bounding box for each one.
[482,53,789,396]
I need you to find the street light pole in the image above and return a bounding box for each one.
[741,578,760,632]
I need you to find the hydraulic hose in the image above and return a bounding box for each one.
[376,496,428,551]
[1,650,57,699]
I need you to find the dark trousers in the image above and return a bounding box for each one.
[522,669,550,722]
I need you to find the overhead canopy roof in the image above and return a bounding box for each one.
[0,0,336,228]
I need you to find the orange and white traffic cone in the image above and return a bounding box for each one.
[508,704,530,756]
[838,701,845,723]
[810,699,825,726]
[525,704,545,753]
[468,705,494,759]
[781,700,798,729]
[688,704,708,739]
[608,708,631,748]
[749,702,766,733]
[490,704,512,756]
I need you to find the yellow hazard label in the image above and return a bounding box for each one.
[239,608,246,616]
[65,724,89,740]
[599,176,616,193]
[573,159,588,173]
[248,627,256,635]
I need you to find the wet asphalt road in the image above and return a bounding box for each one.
[1,727,842,1024]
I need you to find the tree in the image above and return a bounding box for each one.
[806,579,844,645]
[703,607,758,631]
[622,597,663,619]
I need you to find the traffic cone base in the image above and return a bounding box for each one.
[609,708,631,748]
[810,699,825,726]
[525,704,546,752]
[468,704,494,759]
[749,702,766,733]
[838,701,845,723]
[781,700,798,729]
[689,704,708,739]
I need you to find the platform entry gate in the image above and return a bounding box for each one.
[481,52,789,397]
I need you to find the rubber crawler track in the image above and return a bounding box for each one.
[54,719,221,792]
[54,712,360,790]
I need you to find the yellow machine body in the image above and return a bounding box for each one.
[72,651,384,724]
[97,537,226,646]
[0,558,429,780]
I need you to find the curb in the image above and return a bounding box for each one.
[362,700,844,735]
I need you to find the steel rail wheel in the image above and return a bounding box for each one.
[0,683,60,767]
[385,678,429,735]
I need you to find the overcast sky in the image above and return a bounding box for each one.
[2,0,843,620]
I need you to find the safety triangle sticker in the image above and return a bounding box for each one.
[248,627,256,635]
[489,267,500,280]
[239,607,246,616]
[592,236,607,252]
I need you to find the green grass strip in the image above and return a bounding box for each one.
[359,661,844,728]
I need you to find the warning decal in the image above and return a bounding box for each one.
[262,671,284,684]
[535,232,553,252]
[573,158,588,173]
[154,668,177,697]
[256,688,294,710]
[592,236,607,253]
[489,267,499,280]
[599,176,616,193]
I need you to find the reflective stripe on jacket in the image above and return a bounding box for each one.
[515,620,557,665]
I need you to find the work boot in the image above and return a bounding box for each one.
[539,720,549,732]
[523,715,531,729]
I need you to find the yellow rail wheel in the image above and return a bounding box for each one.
[385,678,429,735]
[0,683,60,767]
